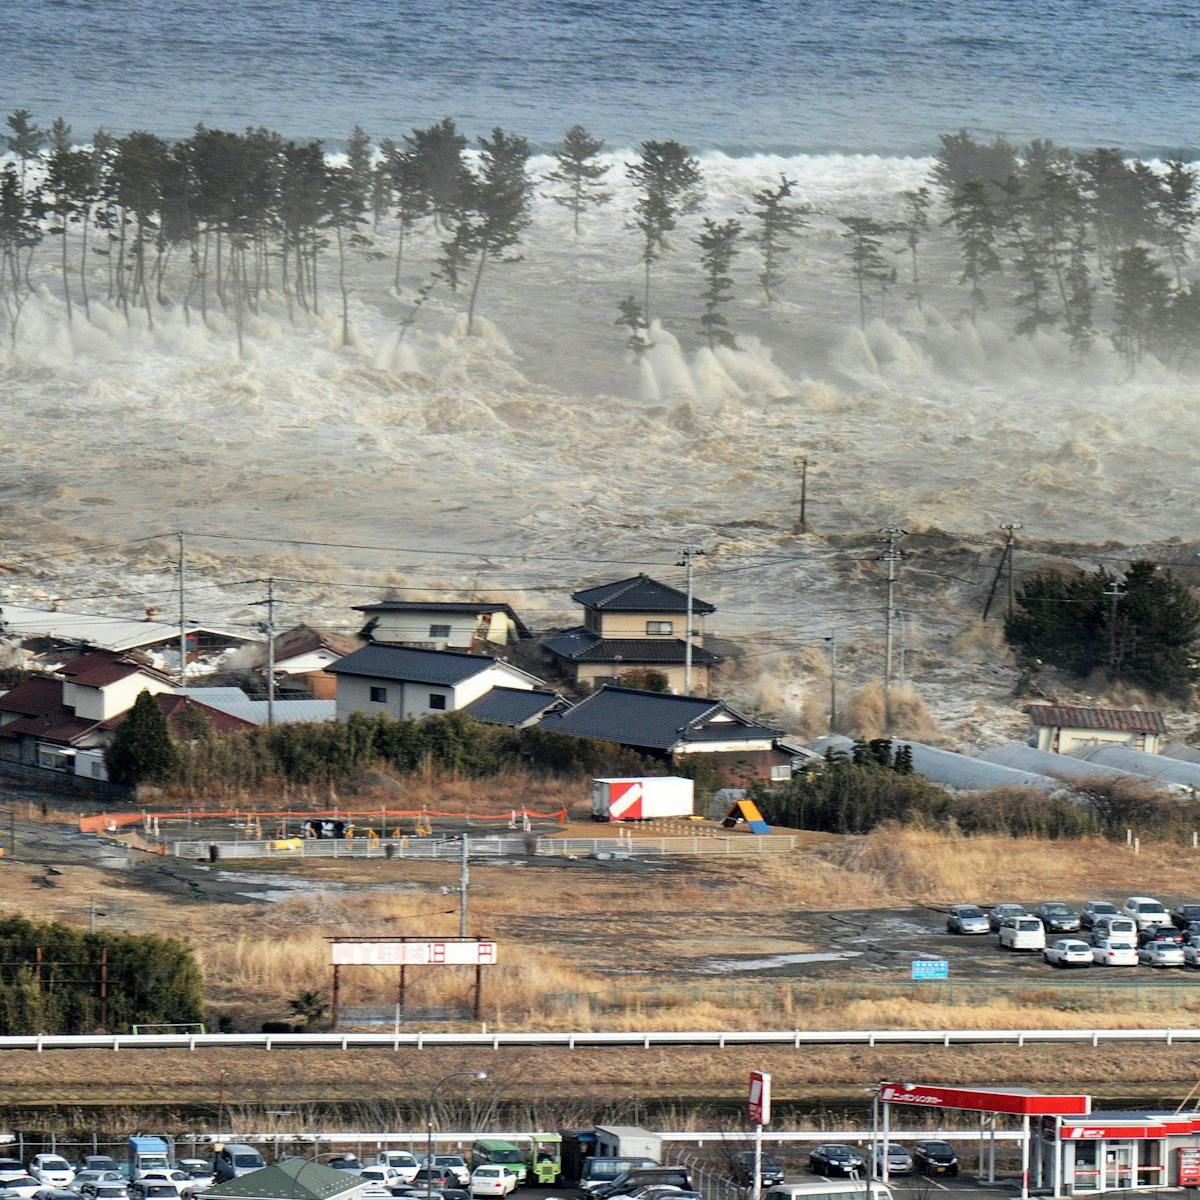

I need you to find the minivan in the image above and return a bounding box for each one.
[1123,896,1169,930]
[212,1146,264,1183]
[999,916,1046,951]
[581,1159,659,1194]
[764,1184,894,1200]
[1092,915,1138,945]
[596,1167,693,1199]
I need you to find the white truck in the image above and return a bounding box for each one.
[591,777,693,822]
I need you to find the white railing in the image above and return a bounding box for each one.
[1,1027,1197,1052]
[169,834,798,859]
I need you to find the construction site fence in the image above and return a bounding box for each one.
[79,807,568,834]
[167,833,799,859]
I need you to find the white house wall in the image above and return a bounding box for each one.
[65,675,176,721]
[366,612,484,649]
[274,648,340,676]
[1037,726,1163,755]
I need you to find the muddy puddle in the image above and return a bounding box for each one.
[699,950,864,973]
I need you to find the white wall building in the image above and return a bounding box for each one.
[1026,704,1166,755]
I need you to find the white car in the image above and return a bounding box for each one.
[175,1164,213,1194]
[1123,896,1169,931]
[30,1160,75,1189]
[1044,938,1093,968]
[433,1158,470,1188]
[999,916,1046,951]
[1092,916,1138,946]
[470,1167,516,1197]
[375,1155,419,1184]
[0,1167,27,1187]
[0,1176,43,1200]
[1140,938,1185,967]
[357,1167,403,1200]
[1093,937,1139,966]
[135,1172,191,1196]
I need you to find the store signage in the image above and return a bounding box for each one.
[879,1083,1090,1116]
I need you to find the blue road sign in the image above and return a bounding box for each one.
[911,958,949,981]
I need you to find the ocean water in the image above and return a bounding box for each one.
[1,0,1197,155]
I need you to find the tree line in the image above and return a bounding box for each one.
[3,109,1197,369]
[841,130,1200,367]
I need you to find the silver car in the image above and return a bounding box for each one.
[946,904,990,934]
[873,1144,914,1175]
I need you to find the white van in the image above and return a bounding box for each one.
[999,916,1046,951]
[1093,915,1138,946]
[375,1153,420,1183]
[1122,896,1169,931]
[764,1183,894,1200]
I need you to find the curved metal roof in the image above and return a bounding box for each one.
[978,742,1146,785]
[1071,744,1200,789]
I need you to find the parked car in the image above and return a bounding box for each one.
[1183,937,1200,968]
[81,1184,126,1200]
[1123,896,1170,930]
[32,1189,79,1200]
[1141,923,1185,947]
[1080,900,1120,930]
[946,904,990,935]
[596,1170,692,1200]
[69,1172,121,1193]
[808,1146,865,1177]
[134,1173,190,1195]
[432,1159,470,1188]
[912,1142,958,1177]
[469,1168,515,1198]
[1092,937,1139,967]
[580,1161,660,1195]
[358,1168,405,1200]
[30,1162,74,1190]
[999,916,1046,951]
[127,1185,181,1200]
[1044,938,1093,968]
[326,1158,361,1176]
[730,1153,784,1188]
[872,1145,913,1175]
[174,1165,212,1193]
[1139,938,1185,967]
[1172,903,1200,929]
[0,1166,27,1186]
[376,1156,420,1185]
[988,903,1027,931]
[73,1166,119,1181]
[1037,902,1081,934]
[212,1148,263,1185]
[414,1170,460,1192]
[0,1177,44,1200]
[1092,915,1138,945]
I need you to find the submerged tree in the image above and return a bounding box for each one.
[405,117,467,231]
[627,139,704,320]
[1110,246,1171,370]
[44,139,96,324]
[1158,156,1197,285]
[944,180,1002,319]
[0,165,41,346]
[695,217,741,349]
[383,142,430,289]
[543,124,612,236]
[748,174,807,305]
[839,216,892,330]
[898,187,931,310]
[5,109,43,192]
[323,157,369,346]
[615,294,651,355]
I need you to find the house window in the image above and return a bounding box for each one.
[646,621,674,635]
[369,686,388,703]
[429,624,452,639]
[429,693,447,711]
[770,764,793,782]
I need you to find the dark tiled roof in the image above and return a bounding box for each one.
[57,650,174,688]
[1025,704,1166,734]
[572,574,715,615]
[100,694,256,736]
[0,676,64,716]
[0,706,101,745]
[206,1160,364,1200]
[539,685,781,752]
[461,687,567,727]
[273,625,361,663]
[327,643,500,686]
[355,600,531,639]
[542,627,720,665]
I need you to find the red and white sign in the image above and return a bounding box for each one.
[1179,1148,1200,1186]
[609,781,645,820]
[879,1083,1090,1117]
[1064,1126,1160,1141]
[749,1071,772,1125]
[330,940,498,966]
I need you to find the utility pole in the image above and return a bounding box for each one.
[253,578,277,726]
[878,527,906,731]
[677,545,705,694]
[824,634,838,733]
[897,609,908,688]
[177,532,187,686]
[795,456,809,533]
[459,836,469,938]
[1002,522,1022,619]
[1105,580,1126,675]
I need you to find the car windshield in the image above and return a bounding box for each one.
[435,1159,463,1167]
[1138,902,1166,912]
[924,1143,953,1155]
[145,1189,175,1197]
[826,1148,852,1158]
[1044,904,1071,914]
[1017,919,1040,930]
[957,906,983,917]
[232,1158,260,1169]
[43,1162,70,1172]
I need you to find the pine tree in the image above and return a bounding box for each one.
[615,294,650,355]
[4,109,43,192]
[748,175,807,305]
[898,187,931,310]
[1063,224,1096,355]
[695,217,741,349]
[999,177,1056,337]
[458,127,533,336]
[44,142,95,324]
[0,166,41,347]
[111,131,168,327]
[931,130,1018,195]
[383,143,429,289]
[345,125,373,201]
[404,117,467,230]
[543,124,612,236]
[1158,156,1197,285]
[627,140,703,321]
[322,159,369,346]
[944,180,1002,318]
[838,216,892,330]
[1111,246,1171,369]
[105,691,178,787]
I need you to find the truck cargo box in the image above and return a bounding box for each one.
[591,777,693,821]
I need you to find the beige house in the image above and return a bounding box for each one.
[353,601,529,652]
[1026,704,1166,755]
[542,574,720,694]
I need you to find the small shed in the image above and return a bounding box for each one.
[593,1125,662,1161]
[1025,704,1166,755]
[204,1159,364,1200]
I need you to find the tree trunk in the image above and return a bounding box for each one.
[310,229,320,316]
[466,247,488,337]
[643,250,652,324]
[336,223,349,345]
[234,242,245,360]
[79,211,91,320]
[394,221,405,291]
[215,230,227,312]
[857,271,866,331]
[910,246,922,312]
[60,209,73,325]
[200,227,210,326]
[116,213,129,321]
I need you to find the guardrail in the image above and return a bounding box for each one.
[169,834,798,859]
[2,1027,1198,1052]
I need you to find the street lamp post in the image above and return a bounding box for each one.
[427,1071,488,1200]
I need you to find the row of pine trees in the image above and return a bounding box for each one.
[2,110,1197,368]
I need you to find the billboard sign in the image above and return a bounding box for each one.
[749,1070,771,1125]
[911,958,949,981]
[330,939,498,966]
[879,1083,1090,1116]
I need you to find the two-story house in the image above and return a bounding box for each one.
[541,574,720,694]
[353,601,530,652]
[328,643,545,722]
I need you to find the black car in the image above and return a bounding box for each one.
[1037,902,1081,934]
[808,1145,864,1177]
[1140,923,1185,947]
[730,1152,784,1188]
[411,1170,459,1191]
[1173,904,1200,929]
[913,1142,959,1177]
